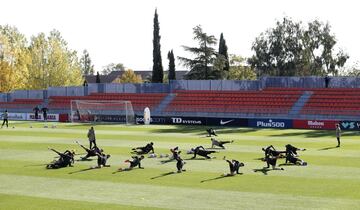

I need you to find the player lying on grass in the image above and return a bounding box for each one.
[223,157,245,176]
[160,146,181,163]
[46,148,75,169]
[262,145,286,160]
[132,142,154,154]
[211,138,234,149]
[285,151,307,166]
[117,155,145,171]
[191,146,217,159]
[176,156,186,173]
[76,141,103,160]
[265,153,284,170]
[93,152,111,168]
[206,128,218,137]
[285,144,306,156]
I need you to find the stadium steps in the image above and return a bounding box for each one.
[153,93,177,114]
[288,91,313,116]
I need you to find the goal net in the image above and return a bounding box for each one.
[70,100,135,124]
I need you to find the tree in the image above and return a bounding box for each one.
[218,33,229,72]
[27,30,82,89]
[96,71,101,83]
[114,69,142,83]
[228,55,257,80]
[249,17,349,77]
[0,25,30,92]
[80,49,94,75]
[152,9,164,83]
[167,50,175,81]
[179,25,223,80]
[102,63,125,75]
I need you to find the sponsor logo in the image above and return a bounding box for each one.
[307,121,324,126]
[220,119,234,125]
[171,117,202,125]
[256,119,285,128]
[341,122,359,129]
[136,117,166,124]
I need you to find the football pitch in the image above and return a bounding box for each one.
[0,122,359,210]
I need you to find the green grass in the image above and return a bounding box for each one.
[0,122,360,210]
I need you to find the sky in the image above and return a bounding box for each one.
[1,0,359,71]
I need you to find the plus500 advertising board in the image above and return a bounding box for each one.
[248,119,292,128]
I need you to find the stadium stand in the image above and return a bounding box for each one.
[48,93,167,112]
[164,89,302,116]
[0,99,43,109]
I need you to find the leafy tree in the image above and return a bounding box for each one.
[218,33,229,72]
[0,25,30,92]
[27,30,82,89]
[179,25,224,80]
[167,50,175,81]
[249,17,349,77]
[152,9,164,83]
[102,63,125,75]
[114,69,142,83]
[96,71,100,83]
[228,55,256,80]
[80,49,94,75]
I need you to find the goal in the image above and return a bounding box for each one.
[70,100,135,124]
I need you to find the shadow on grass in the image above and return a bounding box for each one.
[69,167,98,174]
[253,167,284,175]
[150,171,177,179]
[200,173,241,183]
[24,163,48,167]
[149,126,260,136]
[318,146,339,151]
[270,130,360,138]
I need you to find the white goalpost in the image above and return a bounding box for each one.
[70,100,135,124]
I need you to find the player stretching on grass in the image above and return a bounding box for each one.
[211,138,234,149]
[176,156,186,173]
[117,155,145,171]
[262,145,286,160]
[265,152,284,170]
[223,157,245,176]
[132,142,154,154]
[285,144,306,156]
[206,128,218,137]
[93,152,111,168]
[285,151,307,166]
[191,146,217,159]
[46,148,75,169]
[76,141,102,160]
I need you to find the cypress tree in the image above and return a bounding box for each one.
[168,50,176,81]
[218,33,230,72]
[152,9,164,83]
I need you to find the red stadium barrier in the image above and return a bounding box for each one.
[293,119,339,130]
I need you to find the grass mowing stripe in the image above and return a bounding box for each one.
[0,193,164,210]
[0,174,359,210]
[1,137,360,158]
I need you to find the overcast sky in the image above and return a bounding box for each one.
[1,0,359,71]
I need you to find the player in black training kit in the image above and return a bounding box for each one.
[132,142,154,154]
[76,141,102,160]
[191,146,217,159]
[262,145,286,160]
[176,156,186,173]
[94,152,111,168]
[206,128,217,137]
[211,138,234,149]
[264,152,284,170]
[46,148,75,169]
[33,106,40,120]
[285,144,306,156]
[285,151,307,166]
[117,155,145,171]
[224,157,245,176]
